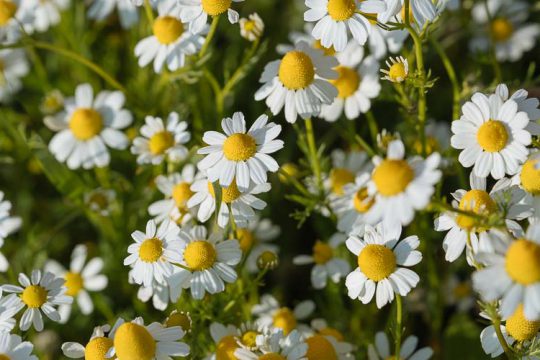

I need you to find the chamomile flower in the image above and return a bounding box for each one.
[135,2,206,73]
[470,0,540,62]
[345,222,422,308]
[515,153,540,218]
[473,222,540,320]
[164,310,192,333]
[188,178,270,228]
[364,139,441,226]
[378,0,440,29]
[234,329,307,360]
[320,42,381,121]
[131,112,191,165]
[0,0,35,43]
[88,0,138,29]
[198,112,283,191]
[62,320,121,359]
[23,0,69,32]
[435,174,531,263]
[44,244,108,321]
[367,332,433,360]
[237,217,280,273]
[451,93,532,179]
[252,294,315,335]
[44,83,132,169]
[130,267,183,311]
[494,84,540,134]
[239,13,264,41]
[255,41,338,123]
[124,219,183,288]
[106,317,190,359]
[293,238,350,289]
[205,322,239,360]
[380,56,408,83]
[325,149,371,197]
[174,225,242,299]
[0,332,38,360]
[3,269,72,331]
[304,0,386,52]
[84,188,116,216]
[332,173,375,232]
[0,48,29,103]
[178,0,243,34]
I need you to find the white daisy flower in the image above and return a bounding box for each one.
[187,178,270,228]
[239,13,264,41]
[0,0,35,43]
[205,322,240,360]
[451,92,532,179]
[237,217,280,273]
[255,40,338,123]
[473,222,540,320]
[22,0,69,32]
[470,0,540,62]
[276,23,336,56]
[378,0,441,29]
[494,84,540,134]
[131,112,191,165]
[149,164,202,224]
[44,83,133,170]
[0,48,29,103]
[293,237,350,289]
[178,0,243,34]
[0,332,38,360]
[435,173,531,263]
[106,317,190,359]
[325,149,372,197]
[515,153,540,218]
[0,190,21,272]
[444,276,475,312]
[2,269,72,331]
[234,329,307,360]
[62,319,122,359]
[345,222,422,308]
[130,267,183,311]
[174,225,242,299]
[198,112,283,191]
[364,139,441,226]
[252,294,315,335]
[84,188,116,216]
[368,331,433,360]
[320,41,381,122]
[44,244,108,322]
[135,2,206,73]
[380,56,408,83]
[332,173,376,232]
[88,0,138,29]
[304,0,386,52]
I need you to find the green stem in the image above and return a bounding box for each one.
[365,111,379,143]
[354,134,376,157]
[491,312,512,359]
[143,0,154,23]
[395,295,403,358]
[305,118,322,191]
[199,15,220,59]
[429,37,461,120]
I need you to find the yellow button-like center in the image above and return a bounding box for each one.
[327,0,356,21]
[490,18,513,42]
[313,241,333,264]
[272,307,297,335]
[278,51,315,90]
[520,159,540,195]
[237,229,255,252]
[388,63,407,82]
[216,335,238,360]
[69,108,103,141]
[358,244,396,281]
[353,187,374,213]
[223,133,257,161]
[0,0,16,26]
[208,181,242,203]
[506,239,540,285]
[477,120,508,152]
[455,190,497,231]
[153,16,184,44]
[259,354,286,360]
[330,66,360,99]
[318,327,344,342]
[114,323,156,360]
[149,131,174,155]
[505,304,540,342]
[313,40,336,56]
[201,0,232,16]
[184,240,217,271]
[165,312,191,332]
[65,272,84,297]
[0,355,9,360]
[139,238,163,263]
[85,337,114,360]
[305,335,338,360]
[21,285,47,308]
[330,168,355,195]
[372,160,414,196]
[241,331,258,348]
[172,182,194,208]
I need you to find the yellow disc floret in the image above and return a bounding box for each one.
[166,312,191,332]
[237,229,255,252]
[208,181,242,203]
[305,335,338,360]
[223,133,257,161]
[241,331,258,349]
[0,0,17,26]
[279,51,315,90]
[153,16,184,44]
[330,66,360,99]
[505,239,540,285]
[520,159,540,195]
[476,120,508,152]
[172,182,194,208]
[330,168,355,195]
[85,337,114,360]
[184,240,217,271]
[70,108,103,141]
[313,241,333,264]
[358,244,396,281]
[455,190,497,231]
[259,354,286,360]
[353,187,374,213]
[114,323,156,360]
[273,307,297,334]
[372,160,414,196]
[201,0,232,16]
[505,304,540,342]
[388,62,407,82]
[64,272,84,297]
[490,18,513,42]
[139,238,163,263]
[216,335,238,360]
[327,0,356,21]
[149,131,174,155]
[21,285,47,308]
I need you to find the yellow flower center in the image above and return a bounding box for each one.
[318,327,344,342]
[353,187,374,213]
[388,62,407,82]
[313,241,333,264]
[216,335,238,360]
[114,323,156,360]
[21,285,47,308]
[329,66,360,99]
[237,229,255,252]
[172,182,194,209]
[139,238,163,263]
[259,354,286,360]
[165,312,191,332]
[505,304,540,342]
[305,335,338,360]
[69,108,103,141]
[0,0,16,26]
[372,160,414,196]
[453,282,471,299]
[184,240,217,271]
[65,272,84,297]
[330,168,355,195]
[506,239,540,285]
[153,16,184,44]
[490,18,513,42]
[327,0,356,21]
[278,51,315,90]
[413,136,438,155]
[208,181,242,203]
[0,355,9,360]
[85,337,114,360]
[201,0,232,16]
[455,190,496,231]
[272,307,297,335]
[241,331,258,348]
[520,159,540,195]
[223,133,257,161]
[358,244,396,281]
[149,131,175,155]
[476,120,508,152]
[313,40,336,56]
